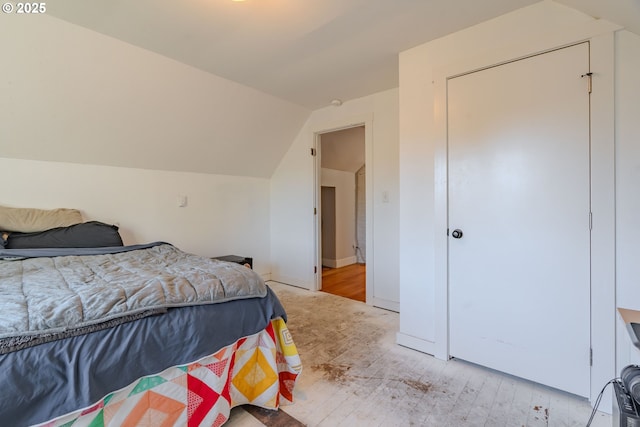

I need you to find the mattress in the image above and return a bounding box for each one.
[0,243,301,426]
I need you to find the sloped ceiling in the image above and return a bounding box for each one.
[45,0,640,110]
[3,1,637,178]
[321,126,365,173]
[557,0,640,38]
[0,13,310,179]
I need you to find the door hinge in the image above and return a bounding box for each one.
[589,212,592,230]
[314,207,317,215]
[311,148,316,156]
[314,266,317,274]
[581,72,593,94]
[590,347,593,366]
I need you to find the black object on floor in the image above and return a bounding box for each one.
[243,406,306,427]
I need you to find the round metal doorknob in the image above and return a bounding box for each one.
[451,229,463,239]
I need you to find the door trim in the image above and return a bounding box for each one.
[432,32,615,405]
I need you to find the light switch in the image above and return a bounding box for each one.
[177,196,188,207]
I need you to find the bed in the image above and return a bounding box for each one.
[0,206,301,427]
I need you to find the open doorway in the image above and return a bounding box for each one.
[318,126,366,302]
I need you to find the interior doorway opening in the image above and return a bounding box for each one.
[318,125,366,302]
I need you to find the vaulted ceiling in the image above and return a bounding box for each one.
[321,126,365,173]
[46,0,640,110]
[3,1,637,179]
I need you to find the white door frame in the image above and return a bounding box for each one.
[312,115,373,305]
[433,28,616,405]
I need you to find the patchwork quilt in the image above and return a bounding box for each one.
[36,318,302,427]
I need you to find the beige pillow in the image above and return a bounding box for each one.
[0,205,83,233]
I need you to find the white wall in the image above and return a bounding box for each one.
[270,88,399,311]
[398,0,625,406]
[321,168,357,267]
[615,29,640,370]
[399,0,599,353]
[0,158,272,277]
[0,12,313,284]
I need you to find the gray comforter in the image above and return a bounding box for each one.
[1,287,286,427]
[0,242,266,341]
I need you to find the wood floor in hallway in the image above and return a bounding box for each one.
[321,263,366,302]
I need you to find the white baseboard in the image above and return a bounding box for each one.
[396,332,436,356]
[322,256,358,269]
[266,276,314,291]
[370,297,399,313]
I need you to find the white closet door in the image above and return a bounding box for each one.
[448,42,591,397]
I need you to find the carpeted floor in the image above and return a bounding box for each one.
[227,282,612,427]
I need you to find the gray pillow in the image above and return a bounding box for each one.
[5,221,123,249]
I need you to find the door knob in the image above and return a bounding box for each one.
[451,229,463,239]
